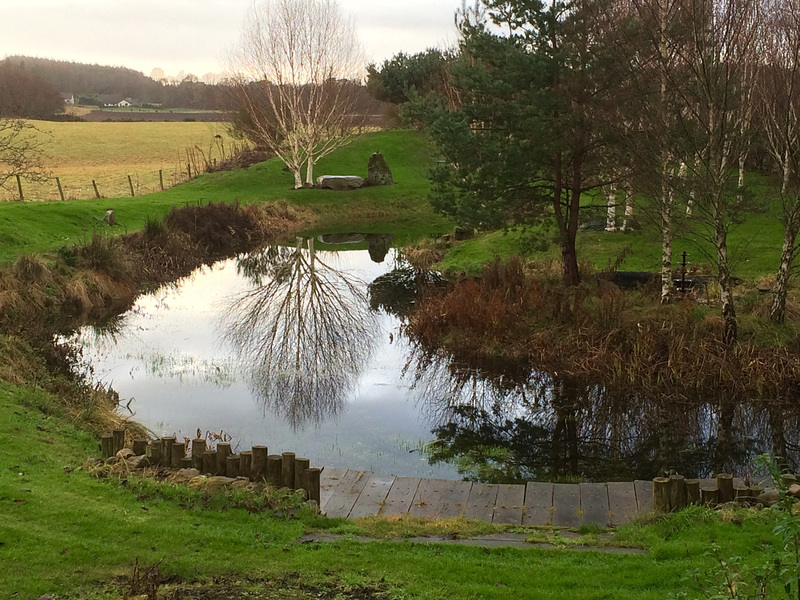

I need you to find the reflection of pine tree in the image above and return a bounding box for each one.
[223,238,377,429]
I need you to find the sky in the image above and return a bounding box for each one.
[1,0,461,80]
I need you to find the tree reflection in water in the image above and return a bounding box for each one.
[222,237,378,429]
[402,344,793,483]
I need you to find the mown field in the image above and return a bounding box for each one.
[1,120,237,202]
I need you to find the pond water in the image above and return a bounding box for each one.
[70,237,462,478]
[68,236,800,482]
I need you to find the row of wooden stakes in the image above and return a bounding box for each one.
[653,473,764,512]
[100,429,322,505]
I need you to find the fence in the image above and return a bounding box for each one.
[100,428,322,505]
[652,473,765,511]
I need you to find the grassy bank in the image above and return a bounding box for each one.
[0,129,451,263]
[0,382,787,599]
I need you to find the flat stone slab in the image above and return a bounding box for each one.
[316,175,365,190]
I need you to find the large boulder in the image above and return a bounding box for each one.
[365,153,394,186]
[316,175,365,190]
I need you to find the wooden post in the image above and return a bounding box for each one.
[203,450,217,475]
[16,174,23,201]
[227,455,240,479]
[781,474,797,489]
[653,477,670,512]
[187,163,192,180]
[161,437,176,466]
[305,467,321,505]
[92,180,101,199]
[734,486,752,502]
[669,474,686,511]
[294,457,310,491]
[191,438,206,471]
[171,442,185,468]
[158,169,164,191]
[240,451,252,480]
[132,438,147,456]
[127,175,135,197]
[180,456,192,469]
[251,445,268,480]
[100,434,114,459]
[701,488,719,507]
[281,452,296,489]
[717,474,734,503]
[150,439,162,465]
[266,455,282,486]
[56,177,65,201]
[751,484,764,498]
[685,479,700,505]
[216,443,231,475]
[112,428,125,455]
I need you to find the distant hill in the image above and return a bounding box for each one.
[1,56,223,110]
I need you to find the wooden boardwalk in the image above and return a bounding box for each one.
[320,468,661,527]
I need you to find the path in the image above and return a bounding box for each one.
[319,468,667,527]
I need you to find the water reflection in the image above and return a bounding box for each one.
[403,344,793,482]
[222,237,378,429]
[316,233,395,263]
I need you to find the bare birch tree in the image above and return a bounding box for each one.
[0,118,48,192]
[758,0,800,323]
[225,0,369,188]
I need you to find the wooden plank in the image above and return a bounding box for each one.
[465,483,498,522]
[634,480,654,513]
[319,467,348,509]
[379,477,421,517]
[580,483,609,527]
[410,478,471,519]
[699,478,716,489]
[322,470,369,518]
[552,483,581,528]
[523,482,553,526]
[493,484,526,525]
[348,474,396,519]
[607,481,637,526]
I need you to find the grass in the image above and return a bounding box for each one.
[0,129,452,264]
[0,381,788,599]
[1,120,236,202]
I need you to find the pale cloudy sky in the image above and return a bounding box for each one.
[1,0,460,79]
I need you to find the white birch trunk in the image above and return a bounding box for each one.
[661,174,673,304]
[605,183,617,232]
[621,184,634,231]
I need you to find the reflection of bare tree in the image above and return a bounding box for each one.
[223,237,377,428]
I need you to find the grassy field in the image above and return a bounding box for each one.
[0,381,788,599]
[1,120,236,202]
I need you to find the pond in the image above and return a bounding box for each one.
[67,236,800,482]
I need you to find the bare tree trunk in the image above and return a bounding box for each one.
[305,157,315,187]
[621,183,634,231]
[771,204,800,323]
[661,172,673,304]
[715,213,737,345]
[606,183,617,231]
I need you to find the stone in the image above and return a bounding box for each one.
[788,483,800,497]
[104,209,116,226]
[316,175,365,190]
[188,475,236,492]
[757,489,781,507]
[365,153,394,186]
[125,455,150,470]
[318,233,366,245]
[170,468,200,484]
[453,226,474,241]
[230,479,254,491]
[116,448,135,460]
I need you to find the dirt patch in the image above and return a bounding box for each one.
[83,110,226,122]
[119,568,390,600]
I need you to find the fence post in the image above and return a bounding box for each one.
[127,175,135,197]
[281,452,296,489]
[56,177,65,201]
[92,180,101,199]
[159,169,164,191]
[16,174,23,201]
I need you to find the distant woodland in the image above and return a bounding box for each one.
[0,56,225,115]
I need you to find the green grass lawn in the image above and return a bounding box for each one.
[0,382,787,599]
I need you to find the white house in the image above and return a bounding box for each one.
[60,92,74,105]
